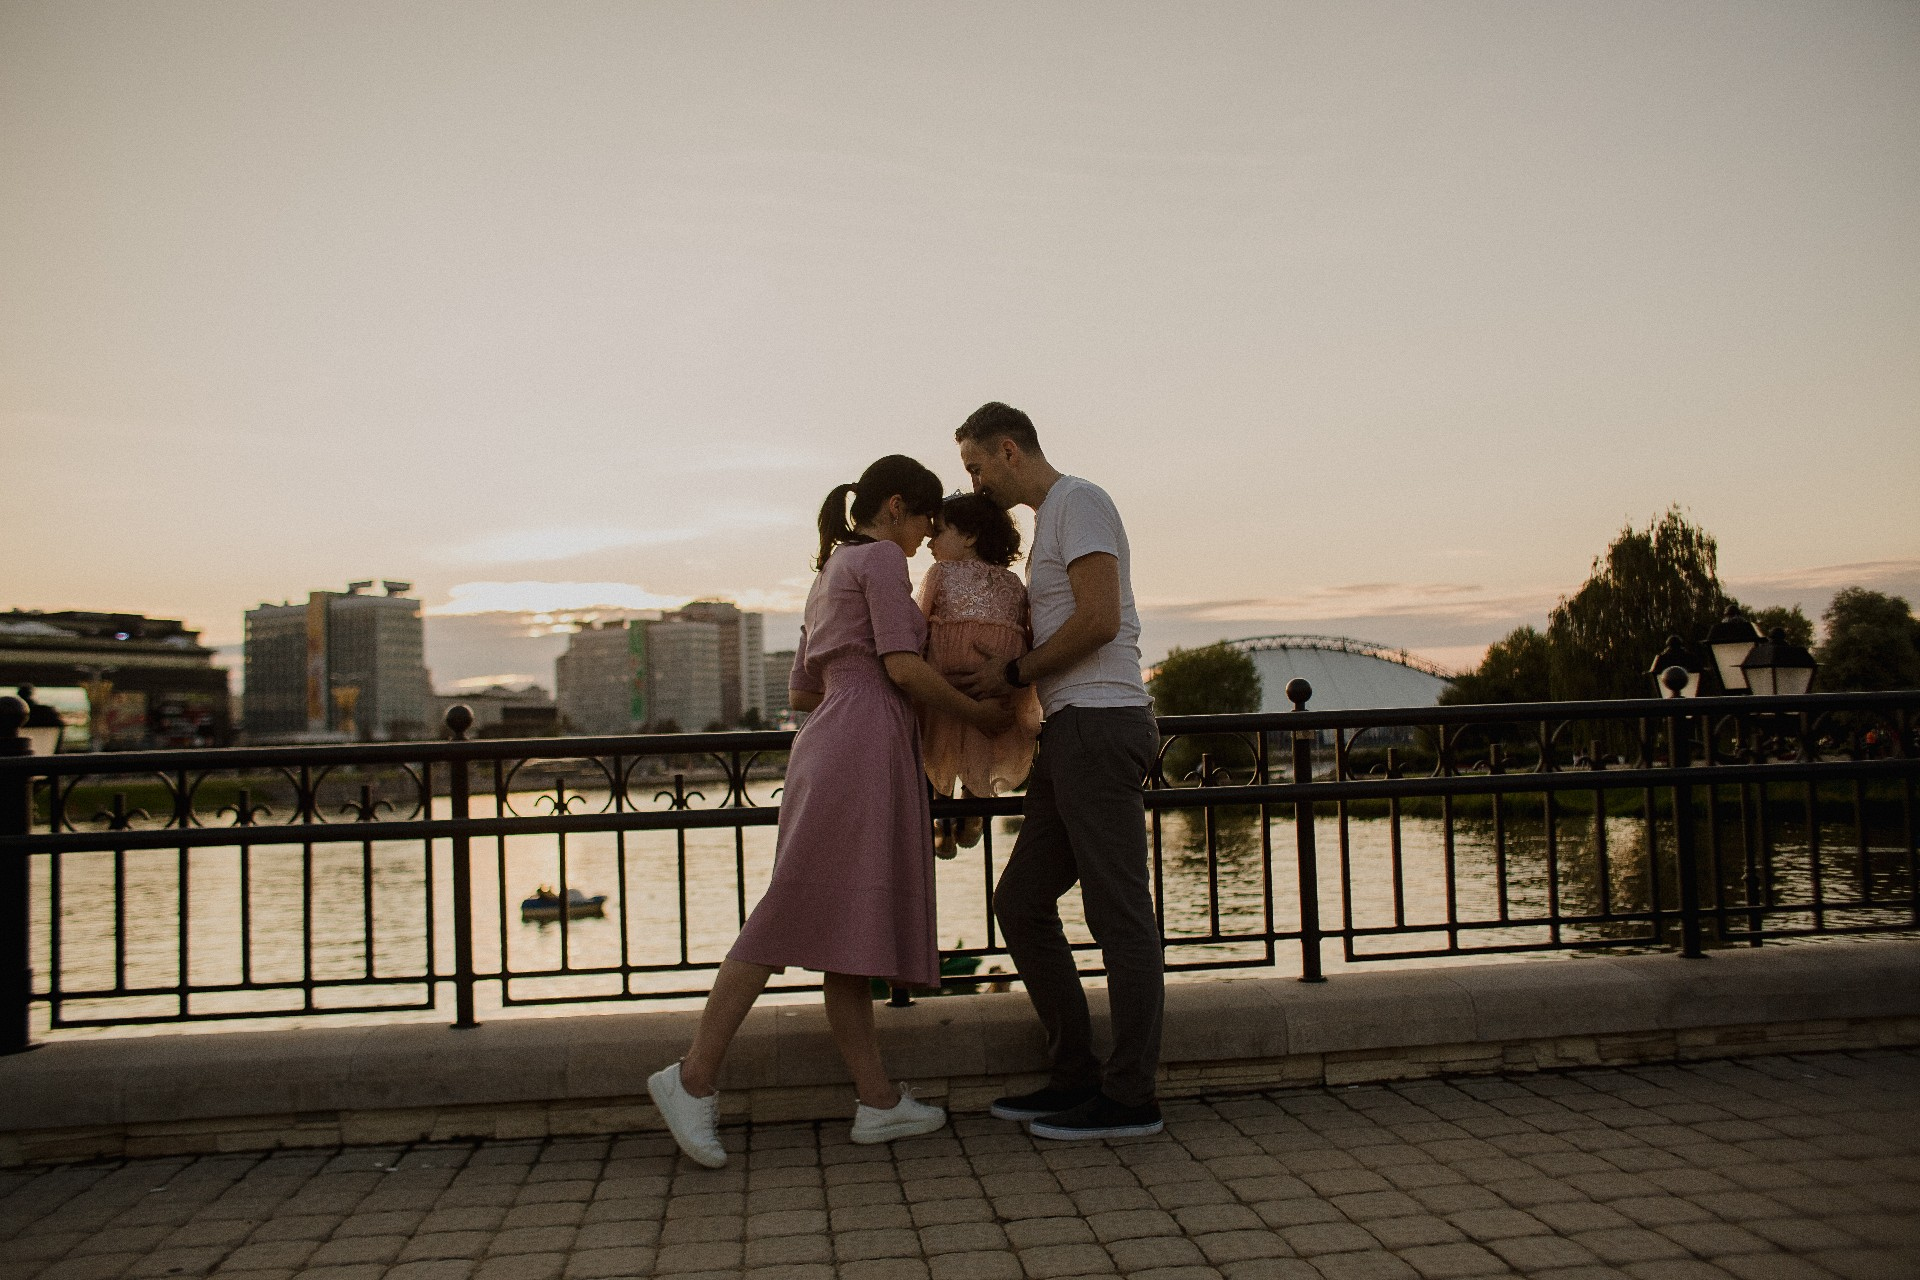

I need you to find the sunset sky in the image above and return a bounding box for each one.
[5,1,1916,688]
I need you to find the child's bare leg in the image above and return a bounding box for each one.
[822,972,900,1109]
[680,959,774,1096]
[958,786,985,848]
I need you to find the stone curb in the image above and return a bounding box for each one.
[3,940,1916,1163]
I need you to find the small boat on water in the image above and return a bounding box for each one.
[520,886,607,922]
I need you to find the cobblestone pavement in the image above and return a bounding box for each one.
[2,1050,1916,1280]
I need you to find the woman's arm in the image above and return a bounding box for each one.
[789,689,823,714]
[882,652,1013,735]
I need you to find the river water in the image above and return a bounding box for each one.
[30,783,1911,1038]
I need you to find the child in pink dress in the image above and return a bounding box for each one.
[917,493,1044,853]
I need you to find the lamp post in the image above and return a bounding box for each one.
[1704,606,1763,694]
[1740,628,1818,697]
[1648,636,1705,699]
[14,686,64,756]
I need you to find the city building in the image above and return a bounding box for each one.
[668,600,766,725]
[0,611,231,748]
[763,649,795,723]
[428,684,558,739]
[643,618,723,731]
[553,614,733,735]
[554,623,645,736]
[243,581,431,742]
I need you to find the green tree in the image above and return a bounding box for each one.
[1816,588,1920,691]
[1440,626,1551,706]
[1148,642,1262,783]
[1746,605,1813,650]
[1547,508,1731,700]
[1148,642,1263,715]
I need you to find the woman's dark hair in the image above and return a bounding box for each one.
[815,454,944,568]
[938,492,1022,567]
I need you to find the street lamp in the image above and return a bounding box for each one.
[1648,636,1704,699]
[1704,605,1763,693]
[1740,628,1818,697]
[15,686,64,756]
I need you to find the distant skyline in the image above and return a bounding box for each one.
[5,2,1916,682]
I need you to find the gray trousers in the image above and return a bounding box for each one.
[993,704,1164,1106]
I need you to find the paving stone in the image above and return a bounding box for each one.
[1076,1186,1160,1214]
[386,1262,479,1280]
[1655,1222,1777,1256]
[838,1259,931,1280]
[1215,1261,1319,1280]
[920,1222,1011,1255]
[1106,1236,1207,1271]
[1277,1223,1378,1257]
[470,1256,565,1280]
[1568,1228,1691,1265]
[1617,1262,1741,1279]
[746,1234,834,1266]
[561,1247,656,1279]
[836,1228,923,1262]
[928,1252,1022,1280]
[1192,1231,1290,1264]
[1740,1219,1861,1253]
[1394,1242,1511,1278]
[306,1235,407,1266]
[1015,1242,1116,1277]
[834,1204,916,1231]
[653,1240,745,1273]
[1303,1252,1419,1280]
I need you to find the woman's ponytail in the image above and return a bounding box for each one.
[814,482,860,569]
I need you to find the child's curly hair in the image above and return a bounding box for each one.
[939,492,1022,567]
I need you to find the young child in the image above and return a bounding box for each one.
[917,493,1044,854]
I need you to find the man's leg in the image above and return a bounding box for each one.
[993,726,1099,1093]
[1052,706,1163,1107]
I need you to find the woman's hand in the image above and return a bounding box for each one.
[968,697,1015,737]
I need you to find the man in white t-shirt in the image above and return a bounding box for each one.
[955,401,1165,1141]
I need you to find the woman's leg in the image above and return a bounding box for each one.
[679,959,774,1097]
[822,972,901,1109]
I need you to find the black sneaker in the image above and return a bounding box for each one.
[1028,1093,1164,1141]
[988,1084,1100,1122]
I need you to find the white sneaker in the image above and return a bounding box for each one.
[850,1085,947,1144]
[647,1061,726,1168]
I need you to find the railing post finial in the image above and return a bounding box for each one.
[1285,679,1313,713]
[445,704,473,741]
[0,696,26,750]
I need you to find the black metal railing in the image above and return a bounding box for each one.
[0,686,1915,1052]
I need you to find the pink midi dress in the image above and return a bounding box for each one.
[725,539,941,988]
[916,560,1043,797]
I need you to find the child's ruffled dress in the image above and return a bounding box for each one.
[916,559,1043,797]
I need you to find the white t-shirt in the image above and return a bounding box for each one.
[1026,475,1151,716]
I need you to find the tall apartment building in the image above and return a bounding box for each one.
[554,623,644,736]
[669,601,765,725]
[644,618,723,731]
[763,649,796,723]
[554,617,725,734]
[244,581,430,741]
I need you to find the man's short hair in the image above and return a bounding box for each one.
[956,401,1040,453]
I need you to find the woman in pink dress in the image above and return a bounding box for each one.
[648,455,1012,1167]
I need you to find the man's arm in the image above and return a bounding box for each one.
[958,552,1121,698]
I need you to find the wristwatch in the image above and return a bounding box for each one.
[1004,658,1030,689]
